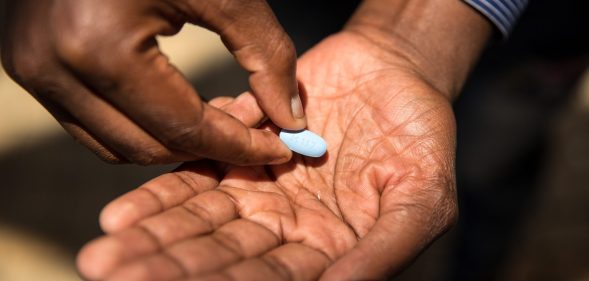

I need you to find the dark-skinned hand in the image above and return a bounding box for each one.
[78,31,458,281]
[0,0,305,165]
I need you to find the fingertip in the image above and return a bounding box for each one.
[233,129,293,166]
[249,65,306,130]
[265,94,307,130]
[259,123,293,165]
[267,115,307,132]
[289,80,309,130]
[77,237,121,280]
[269,148,293,165]
[99,203,123,234]
[99,196,144,233]
[286,116,308,131]
[264,130,293,165]
[104,262,154,281]
[262,92,307,130]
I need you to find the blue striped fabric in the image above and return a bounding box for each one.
[464,0,529,37]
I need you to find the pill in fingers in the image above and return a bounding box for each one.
[279,129,327,158]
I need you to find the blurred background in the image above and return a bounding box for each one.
[1,1,588,280]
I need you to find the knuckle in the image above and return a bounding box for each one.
[232,146,251,164]
[127,152,158,166]
[94,150,127,165]
[154,107,207,154]
[269,33,296,70]
[224,130,253,164]
[56,30,110,68]
[235,34,296,74]
[125,145,167,166]
[159,124,204,152]
[278,36,297,62]
[56,35,92,65]
[55,26,139,90]
[90,140,169,166]
[1,38,27,84]
[55,20,136,73]
[6,60,43,86]
[2,48,49,88]
[54,10,106,63]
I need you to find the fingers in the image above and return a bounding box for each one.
[55,39,290,164]
[6,0,297,165]
[138,190,238,245]
[37,91,192,164]
[101,235,331,281]
[181,0,306,130]
[79,189,239,280]
[9,52,197,164]
[40,99,127,163]
[45,1,291,165]
[104,219,280,281]
[190,244,332,281]
[196,105,293,164]
[100,161,220,233]
[77,227,161,281]
[209,92,267,128]
[6,0,298,165]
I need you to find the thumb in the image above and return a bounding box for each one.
[180,0,307,130]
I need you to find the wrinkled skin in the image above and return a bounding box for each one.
[78,32,458,281]
[1,0,305,165]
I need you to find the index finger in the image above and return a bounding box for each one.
[53,1,292,165]
[182,0,307,130]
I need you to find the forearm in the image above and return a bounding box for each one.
[345,0,493,100]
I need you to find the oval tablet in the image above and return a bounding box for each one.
[279,129,327,158]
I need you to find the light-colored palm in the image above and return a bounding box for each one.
[78,32,458,281]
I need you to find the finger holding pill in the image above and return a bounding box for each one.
[279,129,327,158]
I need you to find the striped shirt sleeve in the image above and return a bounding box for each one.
[463,0,529,37]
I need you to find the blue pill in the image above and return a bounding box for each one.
[279,129,327,158]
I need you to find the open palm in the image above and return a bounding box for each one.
[78,32,458,281]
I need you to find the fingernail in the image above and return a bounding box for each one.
[291,94,305,119]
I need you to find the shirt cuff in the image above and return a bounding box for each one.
[463,0,528,38]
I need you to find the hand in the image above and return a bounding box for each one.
[0,0,305,165]
[77,31,459,280]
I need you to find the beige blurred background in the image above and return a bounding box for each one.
[1,8,589,281]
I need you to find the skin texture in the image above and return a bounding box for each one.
[4,0,495,279]
[76,1,491,279]
[76,1,493,280]
[78,31,460,281]
[0,0,306,165]
[347,0,493,99]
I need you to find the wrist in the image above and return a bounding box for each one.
[345,0,492,101]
